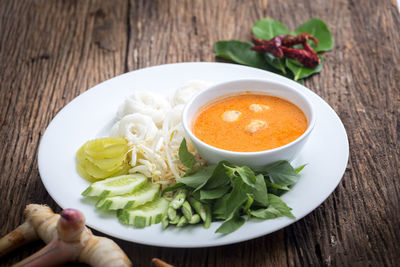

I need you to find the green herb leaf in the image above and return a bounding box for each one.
[295,164,307,173]
[177,165,215,188]
[268,194,295,219]
[236,166,256,187]
[224,177,250,219]
[201,161,232,190]
[215,211,245,234]
[214,40,274,71]
[213,194,229,220]
[243,193,254,217]
[179,138,196,169]
[200,186,230,200]
[252,18,290,40]
[224,165,256,188]
[250,194,295,219]
[250,206,281,219]
[251,174,269,207]
[295,18,334,52]
[266,181,290,191]
[286,56,324,81]
[259,161,299,187]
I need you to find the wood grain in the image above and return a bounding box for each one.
[1,0,399,266]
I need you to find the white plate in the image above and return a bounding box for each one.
[38,62,349,248]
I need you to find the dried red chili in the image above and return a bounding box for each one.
[251,33,320,68]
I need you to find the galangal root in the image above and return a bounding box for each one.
[0,204,173,267]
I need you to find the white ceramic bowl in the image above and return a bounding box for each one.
[182,79,316,169]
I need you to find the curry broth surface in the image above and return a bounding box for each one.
[192,94,307,152]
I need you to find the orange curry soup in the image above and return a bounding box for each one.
[192,94,308,152]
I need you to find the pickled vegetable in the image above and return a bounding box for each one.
[76,137,130,181]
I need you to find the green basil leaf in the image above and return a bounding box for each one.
[202,161,232,190]
[252,18,290,40]
[286,56,324,81]
[214,40,275,71]
[250,206,281,219]
[266,180,290,191]
[215,211,245,234]
[259,160,299,187]
[294,18,334,52]
[224,177,250,219]
[236,166,256,187]
[224,164,237,179]
[178,138,196,169]
[200,186,230,200]
[251,174,269,207]
[267,194,295,219]
[295,164,307,173]
[250,194,295,219]
[243,193,254,217]
[213,194,229,220]
[224,165,256,188]
[177,165,215,188]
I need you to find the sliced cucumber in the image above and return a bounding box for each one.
[118,197,170,228]
[81,174,147,198]
[96,182,160,210]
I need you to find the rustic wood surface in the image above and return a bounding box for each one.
[1,0,399,266]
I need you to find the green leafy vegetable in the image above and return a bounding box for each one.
[252,18,290,40]
[243,194,254,217]
[214,40,274,71]
[213,17,333,81]
[212,194,229,220]
[250,194,295,219]
[286,56,324,81]
[164,141,305,235]
[259,160,300,187]
[176,165,215,188]
[250,206,281,219]
[200,186,230,200]
[224,177,251,219]
[179,138,196,169]
[250,174,269,206]
[295,164,307,173]
[265,53,287,74]
[198,161,231,191]
[215,211,245,234]
[295,18,334,52]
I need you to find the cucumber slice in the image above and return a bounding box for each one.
[118,197,170,228]
[96,182,160,210]
[81,174,147,198]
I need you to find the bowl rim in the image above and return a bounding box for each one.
[181,78,316,156]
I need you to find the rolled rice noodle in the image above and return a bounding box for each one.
[110,80,211,185]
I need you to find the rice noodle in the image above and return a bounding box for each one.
[117,91,171,127]
[110,80,211,185]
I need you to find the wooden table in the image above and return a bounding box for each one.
[1,0,399,266]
